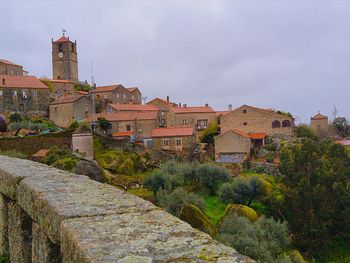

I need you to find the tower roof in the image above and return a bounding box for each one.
[53,35,69,43]
[311,113,328,120]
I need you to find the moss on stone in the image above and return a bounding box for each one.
[179,204,217,237]
[217,204,258,226]
[287,250,306,263]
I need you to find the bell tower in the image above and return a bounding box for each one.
[52,30,79,82]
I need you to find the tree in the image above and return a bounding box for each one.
[278,139,350,255]
[200,122,219,144]
[9,113,22,123]
[294,125,317,140]
[332,117,350,138]
[97,117,112,133]
[219,176,266,206]
[217,215,291,262]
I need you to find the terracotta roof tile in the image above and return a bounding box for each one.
[249,132,266,139]
[171,106,215,114]
[0,75,48,89]
[231,128,251,138]
[92,84,125,93]
[53,36,69,43]
[86,111,157,122]
[109,103,159,112]
[31,149,49,158]
[112,131,135,137]
[0,59,21,67]
[152,127,194,137]
[51,95,84,105]
[126,87,139,93]
[311,113,328,120]
[147,97,177,106]
[41,79,74,84]
[216,111,229,117]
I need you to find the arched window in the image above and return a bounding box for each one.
[59,43,63,52]
[2,79,5,85]
[272,120,281,128]
[282,120,291,128]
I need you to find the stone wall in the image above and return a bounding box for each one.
[0,156,253,262]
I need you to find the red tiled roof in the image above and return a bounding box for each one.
[86,111,157,122]
[171,106,215,114]
[249,132,266,140]
[41,79,74,84]
[0,59,21,67]
[152,127,194,138]
[147,97,177,106]
[0,75,48,89]
[31,149,49,158]
[74,91,89,95]
[336,140,350,146]
[112,131,135,137]
[51,95,84,105]
[127,87,139,93]
[109,103,159,112]
[92,84,125,93]
[231,128,251,138]
[216,111,229,117]
[311,113,328,120]
[53,36,69,43]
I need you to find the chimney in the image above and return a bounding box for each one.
[179,103,182,107]
[166,96,169,102]
[205,103,209,107]
[228,104,232,111]
[184,104,187,107]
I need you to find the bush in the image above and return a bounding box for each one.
[200,122,219,144]
[144,169,183,195]
[0,255,9,263]
[194,164,230,195]
[217,215,291,262]
[52,157,77,172]
[217,204,258,224]
[157,187,205,217]
[294,125,317,140]
[179,204,217,237]
[218,176,266,206]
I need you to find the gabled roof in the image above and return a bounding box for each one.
[0,59,22,67]
[92,84,125,93]
[109,103,159,112]
[151,127,194,138]
[51,95,85,105]
[86,111,157,122]
[249,132,266,140]
[311,113,328,120]
[147,97,177,107]
[170,106,215,114]
[0,75,48,89]
[126,87,140,93]
[225,104,293,119]
[53,36,69,43]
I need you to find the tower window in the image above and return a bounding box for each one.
[59,43,63,52]
[244,122,248,126]
[243,109,247,113]
[2,78,5,85]
[71,44,75,52]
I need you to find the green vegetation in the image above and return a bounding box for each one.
[0,255,9,263]
[42,146,78,172]
[74,82,92,92]
[9,113,22,123]
[294,125,317,140]
[217,215,292,262]
[0,150,28,159]
[217,204,258,223]
[203,196,226,224]
[332,117,350,138]
[97,117,112,133]
[200,122,219,144]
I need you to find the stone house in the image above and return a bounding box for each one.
[151,127,195,152]
[214,129,252,160]
[50,95,93,128]
[0,59,25,76]
[147,97,177,127]
[0,75,50,116]
[88,111,158,141]
[167,105,217,138]
[310,113,329,138]
[107,103,159,113]
[220,105,294,137]
[92,84,142,111]
[41,79,75,101]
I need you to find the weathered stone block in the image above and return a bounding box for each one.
[32,222,61,263]
[8,201,32,263]
[0,194,9,256]
[17,172,157,243]
[60,210,253,263]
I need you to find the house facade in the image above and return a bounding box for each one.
[310,113,329,138]
[50,95,93,128]
[0,75,50,116]
[151,127,195,152]
[41,79,75,101]
[0,59,24,76]
[220,105,294,136]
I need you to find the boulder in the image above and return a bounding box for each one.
[217,204,258,227]
[74,159,104,182]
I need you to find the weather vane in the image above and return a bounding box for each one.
[62,28,66,36]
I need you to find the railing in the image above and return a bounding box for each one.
[0,156,253,262]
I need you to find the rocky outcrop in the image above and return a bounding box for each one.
[0,156,254,262]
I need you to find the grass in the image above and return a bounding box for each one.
[203,196,227,225]
[0,150,28,159]
[128,188,154,202]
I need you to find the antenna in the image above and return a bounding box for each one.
[62,28,66,36]
[142,96,147,105]
[332,105,337,120]
[90,62,96,132]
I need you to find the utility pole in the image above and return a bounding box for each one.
[90,62,96,132]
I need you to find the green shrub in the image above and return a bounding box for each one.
[217,204,258,224]
[157,187,205,217]
[217,215,291,262]
[42,146,73,166]
[0,255,9,263]
[179,204,217,237]
[200,122,219,144]
[294,125,317,140]
[52,157,77,172]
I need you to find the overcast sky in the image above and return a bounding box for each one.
[1,0,349,123]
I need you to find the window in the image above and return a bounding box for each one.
[272,120,281,128]
[32,90,37,97]
[117,94,120,98]
[126,125,131,131]
[282,120,291,128]
[197,119,208,129]
[123,94,126,99]
[104,95,108,99]
[59,43,63,52]
[131,95,135,99]
[22,90,26,97]
[244,122,248,126]
[2,79,5,85]
[0,90,2,96]
[13,90,17,97]
[162,139,170,146]
[182,119,187,125]
[243,109,247,113]
[176,139,182,146]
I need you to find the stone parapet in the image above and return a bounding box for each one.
[0,156,254,262]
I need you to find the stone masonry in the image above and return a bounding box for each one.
[0,156,254,262]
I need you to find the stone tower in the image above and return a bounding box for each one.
[310,112,329,138]
[52,34,78,82]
